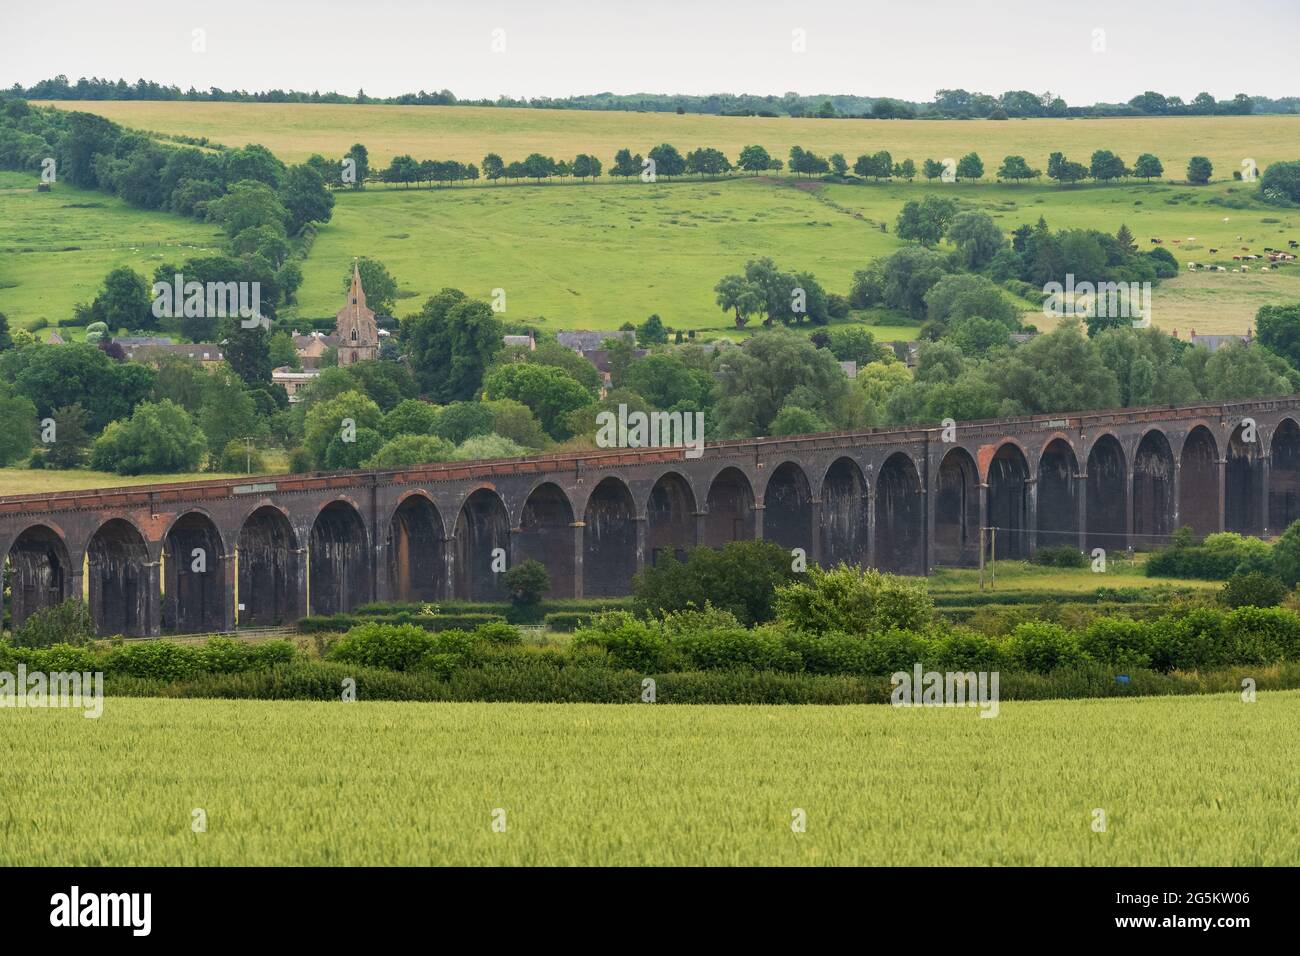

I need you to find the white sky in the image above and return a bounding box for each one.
[5,0,1297,103]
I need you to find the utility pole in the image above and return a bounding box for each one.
[989,527,997,589]
[978,525,986,591]
[241,436,256,474]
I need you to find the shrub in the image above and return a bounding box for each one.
[472,621,521,646]
[1146,607,1230,671]
[774,564,934,635]
[1030,546,1087,568]
[105,641,204,681]
[1005,622,1091,674]
[502,559,549,622]
[1220,571,1287,608]
[670,620,801,672]
[13,599,95,648]
[571,612,680,672]
[1223,606,1300,665]
[632,540,796,626]
[1078,617,1153,669]
[326,623,440,671]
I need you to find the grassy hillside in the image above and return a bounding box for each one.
[297,174,1300,332]
[35,101,1300,173]
[3,693,1295,864]
[0,170,224,329]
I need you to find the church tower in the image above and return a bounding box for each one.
[335,260,379,365]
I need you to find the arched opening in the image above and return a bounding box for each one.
[703,467,755,547]
[875,453,924,575]
[647,472,697,566]
[309,501,370,614]
[87,518,150,636]
[454,489,510,601]
[821,457,870,568]
[1086,435,1127,554]
[1226,422,1264,535]
[1133,430,1176,550]
[237,506,301,626]
[987,444,1030,560]
[5,525,71,632]
[1036,439,1079,551]
[762,462,813,555]
[387,495,445,604]
[163,511,226,633]
[1179,426,1219,539]
[517,482,576,598]
[584,477,637,596]
[1270,419,1300,535]
[935,448,979,567]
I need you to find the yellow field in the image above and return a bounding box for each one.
[34,101,1300,174]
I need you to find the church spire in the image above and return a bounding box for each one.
[349,258,366,311]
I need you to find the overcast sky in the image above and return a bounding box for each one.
[6,0,1297,103]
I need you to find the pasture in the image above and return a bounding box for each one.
[0,170,224,329]
[1,692,1296,865]
[34,101,1300,173]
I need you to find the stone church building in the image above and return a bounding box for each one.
[336,261,379,365]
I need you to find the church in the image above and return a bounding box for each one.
[335,261,379,365]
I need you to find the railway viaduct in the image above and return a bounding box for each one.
[3,395,1300,637]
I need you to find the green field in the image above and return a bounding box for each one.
[36,101,1300,173]
[2,693,1296,865]
[0,170,225,329]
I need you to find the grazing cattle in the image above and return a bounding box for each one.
[1150,238,1162,244]
[1290,240,1298,248]
[1209,248,1219,253]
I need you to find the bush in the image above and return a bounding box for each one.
[502,559,549,622]
[1005,622,1091,674]
[1078,617,1153,669]
[1223,606,1300,665]
[1030,546,1087,568]
[1220,571,1287,608]
[13,599,95,647]
[1146,532,1271,580]
[326,623,441,671]
[472,621,521,645]
[632,540,797,626]
[571,612,681,672]
[105,641,204,681]
[1146,607,1231,671]
[774,564,934,635]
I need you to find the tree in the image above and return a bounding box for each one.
[895,195,957,246]
[829,153,848,176]
[39,403,91,468]
[380,398,440,438]
[485,398,549,449]
[221,318,273,388]
[1047,152,1089,185]
[737,144,775,173]
[89,399,206,474]
[631,540,797,625]
[647,143,686,178]
[341,258,398,316]
[775,565,934,634]
[450,434,527,461]
[623,353,712,410]
[432,401,495,444]
[9,342,154,431]
[895,158,916,181]
[685,147,731,177]
[0,312,11,352]
[206,180,287,236]
[481,152,505,182]
[197,368,263,459]
[997,155,1039,183]
[946,211,1005,269]
[824,327,888,366]
[1256,304,1300,369]
[400,289,503,402]
[0,390,36,466]
[637,313,669,345]
[921,158,946,180]
[92,267,151,332]
[1187,156,1213,185]
[1089,149,1129,182]
[1270,520,1300,587]
[502,559,550,616]
[482,363,591,439]
[955,152,984,180]
[1133,153,1164,181]
[345,143,370,188]
[1201,341,1293,400]
[363,433,454,468]
[611,148,642,178]
[769,404,830,435]
[303,389,382,466]
[279,163,335,234]
[714,274,764,328]
[711,328,851,437]
[1260,160,1300,205]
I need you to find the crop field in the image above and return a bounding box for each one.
[35,101,1300,174]
[0,171,225,329]
[1,693,1295,865]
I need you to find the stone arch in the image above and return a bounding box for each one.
[86,518,151,636]
[934,447,979,567]
[1226,422,1264,535]
[1036,438,1079,551]
[703,466,755,547]
[820,457,870,568]
[309,500,371,614]
[517,482,576,599]
[454,488,510,601]
[1269,418,1300,534]
[1179,425,1219,539]
[237,505,301,626]
[584,477,637,597]
[987,443,1030,560]
[875,452,924,575]
[387,493,445,604]
[762,461,813,555]
[4,524,71,632]
[1086,434,1128,554]
[647,471,697,566]
[163,510,226,633]
[1133,430,1176,549]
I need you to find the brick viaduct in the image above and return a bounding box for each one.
[3,395,1300,637]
